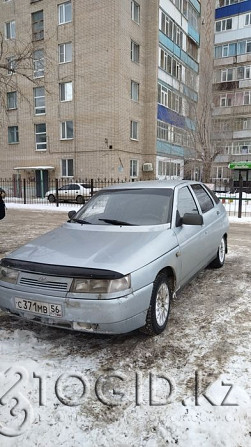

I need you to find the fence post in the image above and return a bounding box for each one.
[91,179,94,196]
[23,179,26,204]
[238,173,243,218]
[56,178,59,207]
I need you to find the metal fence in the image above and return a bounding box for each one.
[0,177,138,206]
[1,177,250,217]
[214,192,251,218]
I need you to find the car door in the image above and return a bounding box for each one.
[69,184,80,201]
[190,184,222,263]
[173,185,205,287]
[58,185,69,200]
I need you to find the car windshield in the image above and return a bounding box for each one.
[71,188,173,226]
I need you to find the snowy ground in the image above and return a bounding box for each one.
[0,209,250,447]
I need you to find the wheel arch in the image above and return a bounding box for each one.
[156,266,176,294]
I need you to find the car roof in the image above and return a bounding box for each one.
[102,180,203,191]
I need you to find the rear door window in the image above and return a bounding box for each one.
[191,184,214,213]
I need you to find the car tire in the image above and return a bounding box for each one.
[48,194,55,203]
[141,273,171,336]
[210,236,226,269]
[76,195,85,204]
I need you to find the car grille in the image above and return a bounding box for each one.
[18,273,71,292]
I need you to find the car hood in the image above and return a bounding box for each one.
[5,223,178,276]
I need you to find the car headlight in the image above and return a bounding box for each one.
[0,266,19,284]
[71,275,131,294]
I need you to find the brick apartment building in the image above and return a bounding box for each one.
[0,0,201,194]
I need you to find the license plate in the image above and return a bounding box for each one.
[15,298,62,317]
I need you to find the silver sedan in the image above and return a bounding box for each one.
[0,180,229,335]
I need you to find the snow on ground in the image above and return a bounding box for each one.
[0,209,250,446]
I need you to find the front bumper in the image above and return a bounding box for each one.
[0,283,152,334]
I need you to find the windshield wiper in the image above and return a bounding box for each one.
[72,218,92,225]
[98,218,135,226]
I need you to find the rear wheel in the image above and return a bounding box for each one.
[48,194,55,203]
[141,273,171,335]
[76,195,85,204]
[211,237,226,268]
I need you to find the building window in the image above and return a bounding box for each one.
[160,11,183,49]
[130,159,139,178]
[159,47,182,80]
[59,42,72,63]
[244,91,251,105]
[34,87,45,115]
[215,43,237,58]
[130,120,138,140]
[245,13,251,26]
[61,121,73,139]
[5,20,15,39]
[158,83,182,114]
[221,68,233,82]
[33,49,44,77]
[243,118,251,129]
[8,126,19,144]
[58,1,72,25]
[131,40,139,63]
[218,0,243,6]
[187,36,198,60]
[131,81,139,101]
[62,159,73,177]
[245,66,251,79]
[215,18,232,32]
[32,10,44,41]
[131,1,140,24]
[7,56,16,74]
[7,91,17,109]
[187,3,199,32]
[220,94,233,107]
[35,123,47,150]
[59,81,72,101]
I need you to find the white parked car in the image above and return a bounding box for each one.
[45,183,98,204]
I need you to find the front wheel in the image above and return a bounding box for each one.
[76,195,85,204]
[141,273,171,335]
[211,236,226,268]
[48,194,55,203]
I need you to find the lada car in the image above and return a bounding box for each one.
[0,180,229,335]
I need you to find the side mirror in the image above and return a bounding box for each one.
[68,210,77,220]
[182,213,203,226]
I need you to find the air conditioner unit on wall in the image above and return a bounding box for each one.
[142,163,153,172]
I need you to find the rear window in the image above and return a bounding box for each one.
[203,185,220,204]
[191,184,214,213]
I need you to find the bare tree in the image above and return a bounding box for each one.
[184,73,220,183]
[183,1,222,184]
[0,31,38,110]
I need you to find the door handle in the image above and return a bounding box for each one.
[217,211,220,215]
